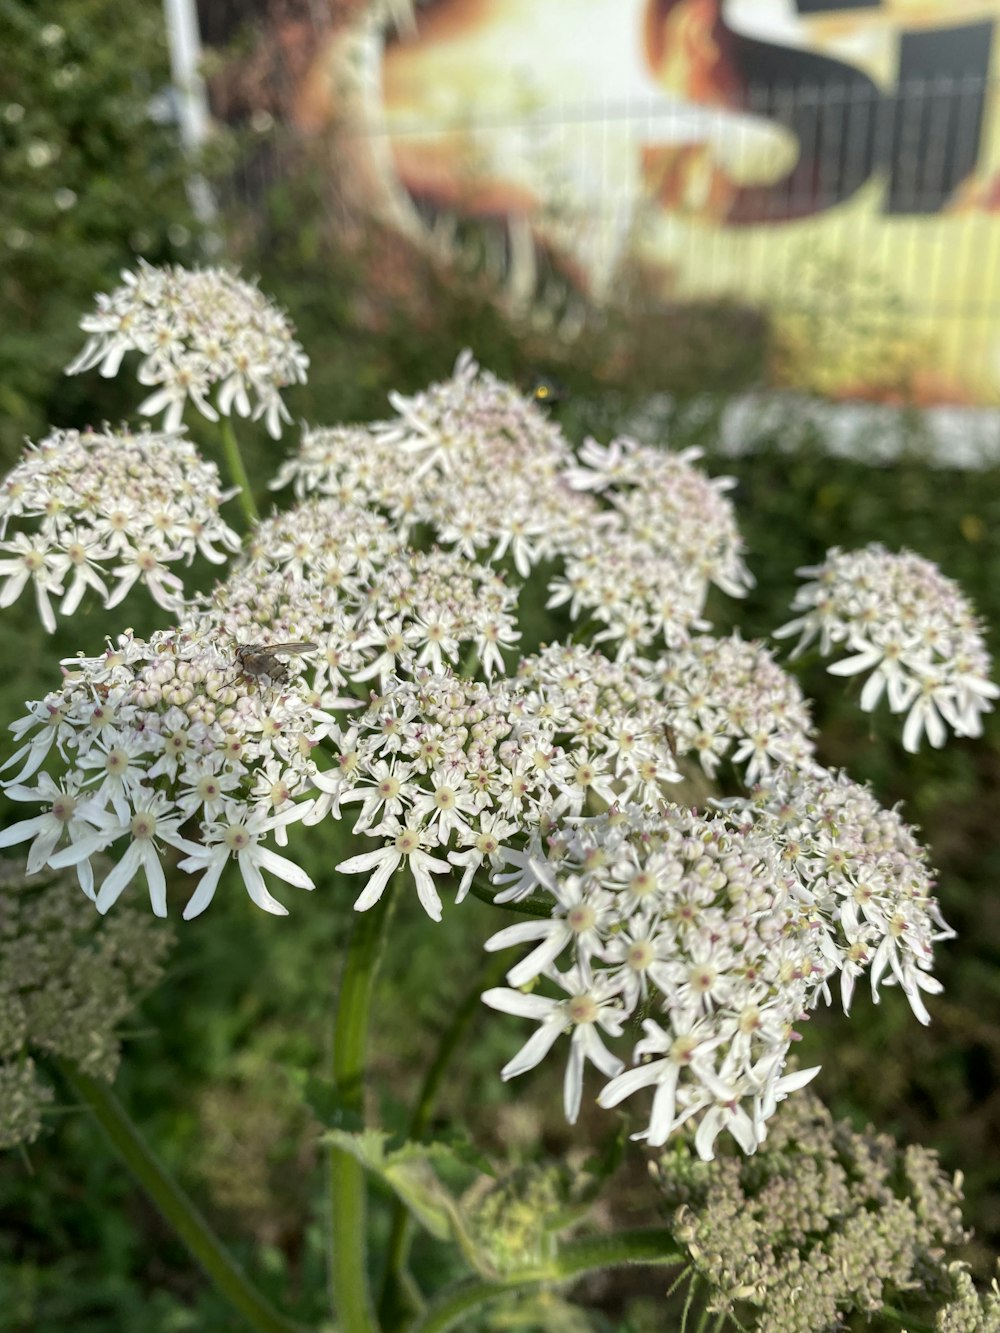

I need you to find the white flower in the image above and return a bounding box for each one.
[70,794,203,917]
[178,807,314,919]
[0,532,64,632]
[67,262,308,438]
[598,1017,724,1147]
[337,818,451,921]
[483,967,626,1124]
[0,427,240,628]
[777,546,996,751]
[0,775,105,895]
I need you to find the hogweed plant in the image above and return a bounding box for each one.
[0,265,997,1332]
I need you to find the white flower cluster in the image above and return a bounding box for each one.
[566,435,754,593]
[745,767,952,1024]
[0,628,319,919]
[66,261,309,437]
[274,356,755,653]
[483,803,828,1156]
[325,644,686,919]
[655,634,816,784]
[0,427,241,629]
[273,352,594,572]
[212,497,521,692]
[0,328,977,1158]
[776,544,997,752]
[483,766,951,1157]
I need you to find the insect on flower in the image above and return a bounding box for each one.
[233,641,317,688]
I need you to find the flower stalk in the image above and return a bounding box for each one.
[219,417,260,526]
[406,1229,682,1333]
[58,1060,303,1333]
[329,868,401,1332]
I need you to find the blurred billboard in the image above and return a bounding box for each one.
[271,0,1000,402]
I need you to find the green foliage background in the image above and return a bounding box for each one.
[1,1,999,1328]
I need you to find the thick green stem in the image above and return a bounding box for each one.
[406,1229,682,1333]
[218,416,259,526]
[329,873,400,1333]
[378,952,509,1325]
[58,1061,303,1333]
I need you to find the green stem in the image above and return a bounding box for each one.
[57,1061,303,1333]
[406,1229,682,1333]
[378,952,509,1325]
[466,879,552,919]
[329,872,400,1333]
[219,416,259,526]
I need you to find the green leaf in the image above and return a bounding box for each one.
[324,1127,495,1275]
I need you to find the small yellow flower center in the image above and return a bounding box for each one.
[51,795,76,822]
[395,828,420,855]
[131,812,156,840]
[627,940,654,971]
[224,825,251,853]
[567,994,598,1025]
[105,748,129,776]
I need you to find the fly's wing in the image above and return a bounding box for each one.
[266,641,318,654]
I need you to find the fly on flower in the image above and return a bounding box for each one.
[234,641,317,689]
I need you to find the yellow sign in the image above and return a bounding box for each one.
[299,1,1000,402]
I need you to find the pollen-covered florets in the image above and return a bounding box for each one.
[0,426,241,628]
[65,261,309,437]
[745,766,952,1025]
[482,802,831,1151]
[776,544,998,752]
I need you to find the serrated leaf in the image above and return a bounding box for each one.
[324,1128,497,1275]
[301,1074,363,1132]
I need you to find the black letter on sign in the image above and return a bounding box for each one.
[886,22,994,214]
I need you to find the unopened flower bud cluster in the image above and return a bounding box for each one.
[936,1266,1000,1332]
[0,426,240,629]
[651,1091,969,1331]
[0,859,172,1148]
[776,544,998,752]
[66,260,309,437]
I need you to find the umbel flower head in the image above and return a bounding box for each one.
[776,543,998,752]
[273,351,597,574]
[66,261,309,437]
[0,426,241,629]
[0,626,321,919]
[483,801,830,1152]
[481,767,951,1156]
